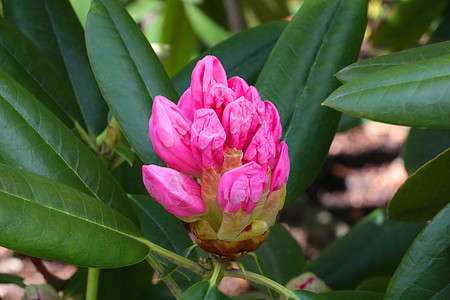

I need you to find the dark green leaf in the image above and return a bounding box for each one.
[179,281,220,300]
[372,0,449,51]
[385,204,450,299]
[403,128,450,174]
[0,69,138,223]
[161,0,197,77]
[307,209,425,289]
[355,276,391,293]
[0,17,81,128]
[0,163,148,268]
[0,273,25,288]
[294,290,384,300]
[3,0,108,135]
[255,0,367,205]
[388,149,450,222]
[172,20,287,96]
[324,54,450,128]
[86,0,178,164]
[129,195,193,255]
[242,223,306,285]
[431,284,450,300]
[337,41,450,83]
[3,0,108,133]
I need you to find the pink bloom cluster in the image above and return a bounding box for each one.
[142,56,289,227]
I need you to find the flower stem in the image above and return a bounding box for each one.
[86,268,100,300]
[146,253,183,299]
[141,239,207,276]
[209,259,224,285]
[223,269,298,299]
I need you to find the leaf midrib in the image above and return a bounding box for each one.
[0,188,145,243]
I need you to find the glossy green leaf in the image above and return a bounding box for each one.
[324,54,450,128]
[161,0,197,77]
[294,290,384,300]
[0,69,138,223]
[86,0,178,164]
[179,281,220,300]
[385,204,450,299]
[129,195,193,254]
[172,20,287,96]
[0,273,25,288]
[431,284,450,300]
[337,41,450,83]
[307,209,425,289]
[372,0,449,51]
[388,149,450,222]
[403,128,450,174]
[255,0,367,205]
[4,0,108,135]
[183,2,230,47]
[0,17,81,128]
[242,223,306,285]
[0,163,149,268]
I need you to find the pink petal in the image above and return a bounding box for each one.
[191,109,226,172]
[191,56,227,110]
[243,124,276,171]
[177,87,194,124]
[228,76,249,99]
[218,162,268,213]
[261,101,282,142]
[222,97,259,150]
[269,142,290,195]
[149,96,202,178]
[142,165,207,217]
[203,83,236,119]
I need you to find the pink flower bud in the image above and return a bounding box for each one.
[245,86,262,104]
[269,142,290,194]
[191,108,226,173]
[149,96,202,178]
[177,87,194,123]
[222,97,259,150]
[244,124,276,171]
[203,83,235,119]
[142,165,207,218]
[218,162,268,213]
[228,76,249,99]
[261,101,282,142]
[191,56,227,108]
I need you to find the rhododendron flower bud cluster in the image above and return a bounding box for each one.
[143,56,290,260]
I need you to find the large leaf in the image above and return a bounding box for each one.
[0,163,148,268]
[130,195,193,255]
[371,0,449,51]
[86,0,178,164]
[253,223,306,285]
[179,281,220,300]
[385,204,450,299]
[0,17,81,128]
[403,128,450,174]
[255,0,368,205]
[172,20,287,96]
[3,0,109,135]
[307,209,425,289]
[337,40,450,83]
[324,54,450,128]
[0,69,138,223]
[388,149,450,222]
